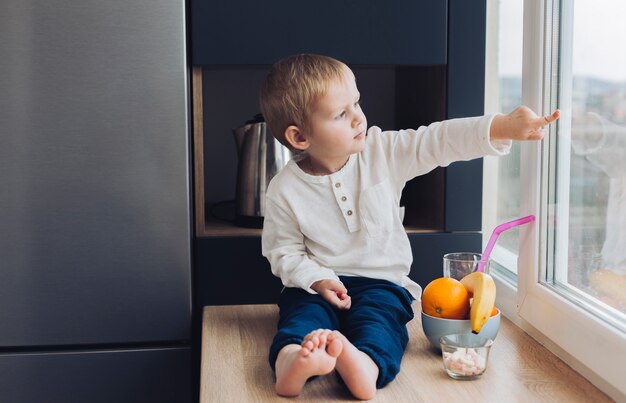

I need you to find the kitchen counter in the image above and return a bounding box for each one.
[200,303,611,402]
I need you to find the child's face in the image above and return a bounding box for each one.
[303,70,367,164]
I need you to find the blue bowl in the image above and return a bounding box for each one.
[421,309,501,349]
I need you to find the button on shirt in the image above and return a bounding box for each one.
[262,115,511,299]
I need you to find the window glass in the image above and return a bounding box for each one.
[484,0,523,274]
[549,0,626,320]
[514,2,626,395]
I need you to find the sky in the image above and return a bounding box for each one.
[572,0,626,82]
[498,0,626,83]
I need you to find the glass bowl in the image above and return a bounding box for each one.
[439,333,493,380]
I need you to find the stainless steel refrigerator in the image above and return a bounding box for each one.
[0,1,192,401]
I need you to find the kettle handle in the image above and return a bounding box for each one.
[246,113,265,125]
[232,124,251,152]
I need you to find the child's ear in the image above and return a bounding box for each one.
[284,125,310,151]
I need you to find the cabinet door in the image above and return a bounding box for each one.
[0,348,191,403]
[194,237,282,305]
[0,0,191,347]
[445,0,487,231]
[191,0,447,65]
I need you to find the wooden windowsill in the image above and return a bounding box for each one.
[200,303,611,402]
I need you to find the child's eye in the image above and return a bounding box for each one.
[354,101,360,108]
[336,111,346,119]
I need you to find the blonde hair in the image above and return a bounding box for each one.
[260,54,351,148]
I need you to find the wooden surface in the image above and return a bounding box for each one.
[197,219,440,238]
[192,66,206,237]
[201,303,611,402]
[201,217,263,237]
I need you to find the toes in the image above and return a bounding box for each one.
[303,329,327,350]
[302,329,340,352]
[299,346,311,357]
[326,338,343,358]
[319,329,334,345]
[319,333,328,347]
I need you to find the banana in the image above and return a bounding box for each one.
[460,272,497,334]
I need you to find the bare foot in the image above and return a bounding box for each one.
[332,331,379,400]
[274,329,343,397]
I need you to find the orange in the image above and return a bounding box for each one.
[421,277,470,320]
[490,307,499,317]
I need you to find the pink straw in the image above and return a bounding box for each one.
[477,215,536,272]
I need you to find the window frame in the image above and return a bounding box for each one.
[491,1,626,400]
[483,0,524,278]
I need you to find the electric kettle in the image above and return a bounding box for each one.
[233,114,293,228]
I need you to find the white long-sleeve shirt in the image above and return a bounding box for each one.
[262,115,511,299]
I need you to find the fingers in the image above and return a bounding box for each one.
[337,296,352,310]
[334,282,348,295]
[312,279,347,296]
[527,130,546,141]
[539,109,561,126]
[325,292,351,310]
[335,291,351,310]
[526,110,558,141]
[316,280,351,310]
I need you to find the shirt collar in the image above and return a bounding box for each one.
[289,153,357,183]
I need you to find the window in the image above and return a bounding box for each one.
[484,0,524,277]
[486,1,626,400]
[546,0,626,326]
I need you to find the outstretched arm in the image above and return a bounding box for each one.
[490,106,560,141]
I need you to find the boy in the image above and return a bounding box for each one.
[260,54,559,399]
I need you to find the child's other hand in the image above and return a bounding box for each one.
[311,279,352,310]
[491,106,560,141]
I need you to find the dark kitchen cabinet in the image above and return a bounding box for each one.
[1,1,193,402]
[191,0,447,65]
[0,348,190,403]
[191,0,487,306]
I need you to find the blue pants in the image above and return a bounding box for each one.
[268,276,414,388]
